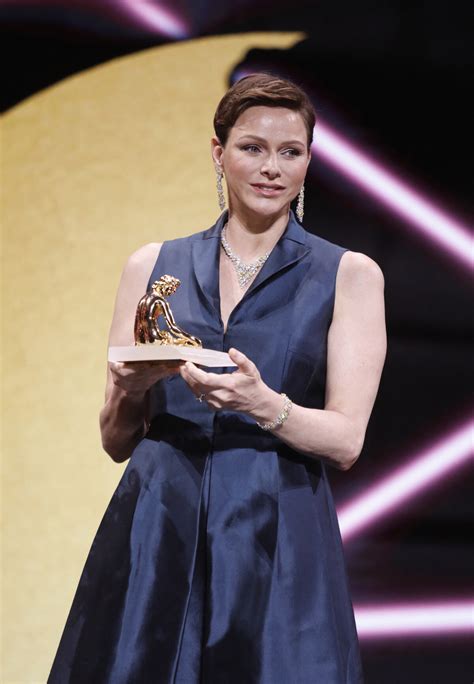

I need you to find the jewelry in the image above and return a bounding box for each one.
[256,393,293,430]
[216,167,226,211]
[296,182,304,222]
[221,224,270,289]
[197,393,206,402]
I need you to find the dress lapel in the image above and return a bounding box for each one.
[244,210,310,298]
[191,209,311,322]
[191,211,226,320]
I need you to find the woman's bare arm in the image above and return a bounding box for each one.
[99,242,182,463]
[252,250,387,469]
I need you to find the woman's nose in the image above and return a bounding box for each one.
[260,153,281,177]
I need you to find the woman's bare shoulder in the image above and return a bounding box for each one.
[337,250,385,294]
[125,242,162,269]
[119,242,162,285]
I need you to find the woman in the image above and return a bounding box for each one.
[49,73,386,683]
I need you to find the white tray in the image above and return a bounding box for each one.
[108,345,237,367]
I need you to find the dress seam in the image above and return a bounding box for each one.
[171,452,211,683]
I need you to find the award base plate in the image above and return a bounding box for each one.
[108,345,237,367]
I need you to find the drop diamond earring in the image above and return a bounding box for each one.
[296,182,305,222]
[216,167,226,211]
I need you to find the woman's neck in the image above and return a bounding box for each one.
[224,207,290,261]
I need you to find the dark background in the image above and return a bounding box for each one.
[2,1,472,681]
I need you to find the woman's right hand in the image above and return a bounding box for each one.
[109,360,184,396]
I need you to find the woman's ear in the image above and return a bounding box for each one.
[211,136,224,167]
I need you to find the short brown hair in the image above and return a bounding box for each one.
[213,73,316,151]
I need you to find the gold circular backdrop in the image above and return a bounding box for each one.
[2,32,303,682]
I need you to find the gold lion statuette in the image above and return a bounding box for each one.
[134,274,202,347]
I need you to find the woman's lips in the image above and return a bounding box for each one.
[250,184,285,196]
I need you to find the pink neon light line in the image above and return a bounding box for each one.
[355,600,474,638]
[120,0,188,37]
[312,123,472,267]
[0,0,189,39]
[337,420,473,541]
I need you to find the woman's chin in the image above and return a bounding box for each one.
[239,196,290,218]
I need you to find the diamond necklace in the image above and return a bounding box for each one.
[220,223,271,289]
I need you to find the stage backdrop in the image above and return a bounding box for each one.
[2,31,304,683]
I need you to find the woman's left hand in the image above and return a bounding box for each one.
[179,347,268,414]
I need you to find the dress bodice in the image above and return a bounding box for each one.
[147,208,347,440]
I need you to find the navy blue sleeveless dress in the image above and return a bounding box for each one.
[49,209,364,683]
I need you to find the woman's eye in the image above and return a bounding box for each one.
[241,145,302,156]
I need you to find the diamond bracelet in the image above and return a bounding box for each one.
[256,393,293,431]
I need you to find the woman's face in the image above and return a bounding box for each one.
[211,106,311,220]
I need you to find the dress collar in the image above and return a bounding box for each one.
[191,209,310,322]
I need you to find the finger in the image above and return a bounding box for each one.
[178,363,202,393]
[113,361,148,373]
[111,361,139,379]
[228,348,256,374]
[110,361,125,372]
[205,397,220,411]
[180,362,228,390]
